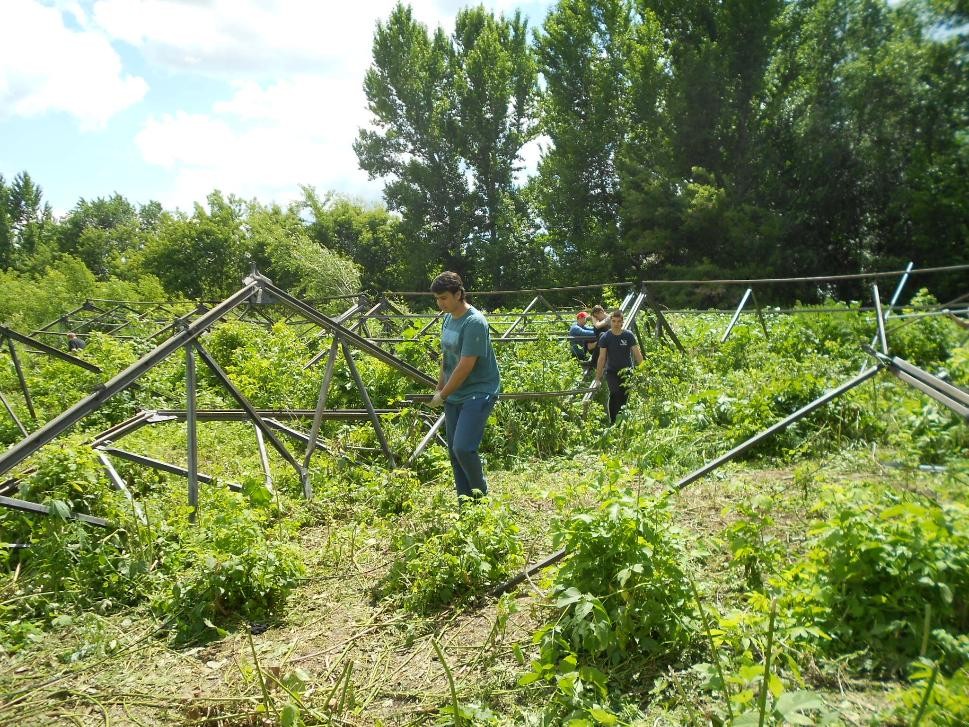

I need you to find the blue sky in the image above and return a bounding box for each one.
[0,0,554,215]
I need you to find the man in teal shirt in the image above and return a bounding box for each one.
[428,271,500,499]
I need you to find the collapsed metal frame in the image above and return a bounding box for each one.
[0,273,445,526]
[0,325,102,437]
[492,282,969,595]
[3,265,966,530]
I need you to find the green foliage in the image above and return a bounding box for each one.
[154,489,305,643]
[202,321,319,409]
[778,484,969,672]
[889,290,959,367]
[521,471,696,723]
[246,200,361,300]
[380,495,524,614]
[355,3,539,289]
[722,495,784,590]
[0,442,151,652]
[891,659,969,726]
[535,480,696,666]
[488,331,584,462]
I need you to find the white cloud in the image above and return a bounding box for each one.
[135,74,382,210]
[92,0,459,76]
[116,1,555,209]
[0,0,147,129]
[90,1,548,76]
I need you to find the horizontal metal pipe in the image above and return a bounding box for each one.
[0,494,109,527]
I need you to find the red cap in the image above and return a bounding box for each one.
[577,312,589,320]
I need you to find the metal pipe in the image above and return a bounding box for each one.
[674,366,881,491]
[98,446,239,490]
[501,296,540,339]
[721,288,753,343]
[186,343,199,521]
[193,342,304,479]
[872,284,889,354]
[0,325,102,373]
[302,337,340,498]
[95,450,146,523]
[6,336,36,419]
[0,390,28,437]
[888,369,969,418]
[253,424,274,491]
[407,414,445,465]
[342,341,396,468]
[259,279,436,387]
[0,494,109,527]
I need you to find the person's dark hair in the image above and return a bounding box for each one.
[430,271,465,300]
[610,309,623,318]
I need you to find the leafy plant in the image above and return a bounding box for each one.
[153,489,305,642]
[722,495,785,590]
[380,494,524,614]
[778,485,969,672]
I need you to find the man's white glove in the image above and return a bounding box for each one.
[429,391,445,408]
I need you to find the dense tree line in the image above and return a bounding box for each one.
[358,0,968,300]
[2,0,966,308]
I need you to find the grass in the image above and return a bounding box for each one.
[2,445,964,725]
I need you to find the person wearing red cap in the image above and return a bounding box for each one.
[569,311,597,363]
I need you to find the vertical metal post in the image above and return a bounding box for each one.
[643,286,685,353]
[873,261,912,349]
[341,341,397,468]
[872,284,889,354]
[253,424,274,490]
[185,343,199,522]
[5,337,36,420]
[301,336,340,498]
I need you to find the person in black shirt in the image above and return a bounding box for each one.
[67,332,85,351]
[594,309,643,423]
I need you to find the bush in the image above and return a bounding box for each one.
[380,495,524,614]
[778,484,969,672]
[154,489,304,642]
[531,484,696,668]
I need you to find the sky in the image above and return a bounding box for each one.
[0,0,554,216]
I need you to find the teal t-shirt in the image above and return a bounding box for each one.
[441,306,501,402]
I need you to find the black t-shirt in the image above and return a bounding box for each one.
[598,329,637,372]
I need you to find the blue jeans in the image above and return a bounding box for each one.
[444,393,497,499]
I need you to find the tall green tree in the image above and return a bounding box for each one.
[58,194,144,279]
[0,175,12,270]
[356,3,539,289]
[356,5,472,284]
[618,0,786,281]
[3,171,54,268]
[451,6,538,288]
[757,0,969,297]
[300,188,406,293]
[534,0,642,283]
